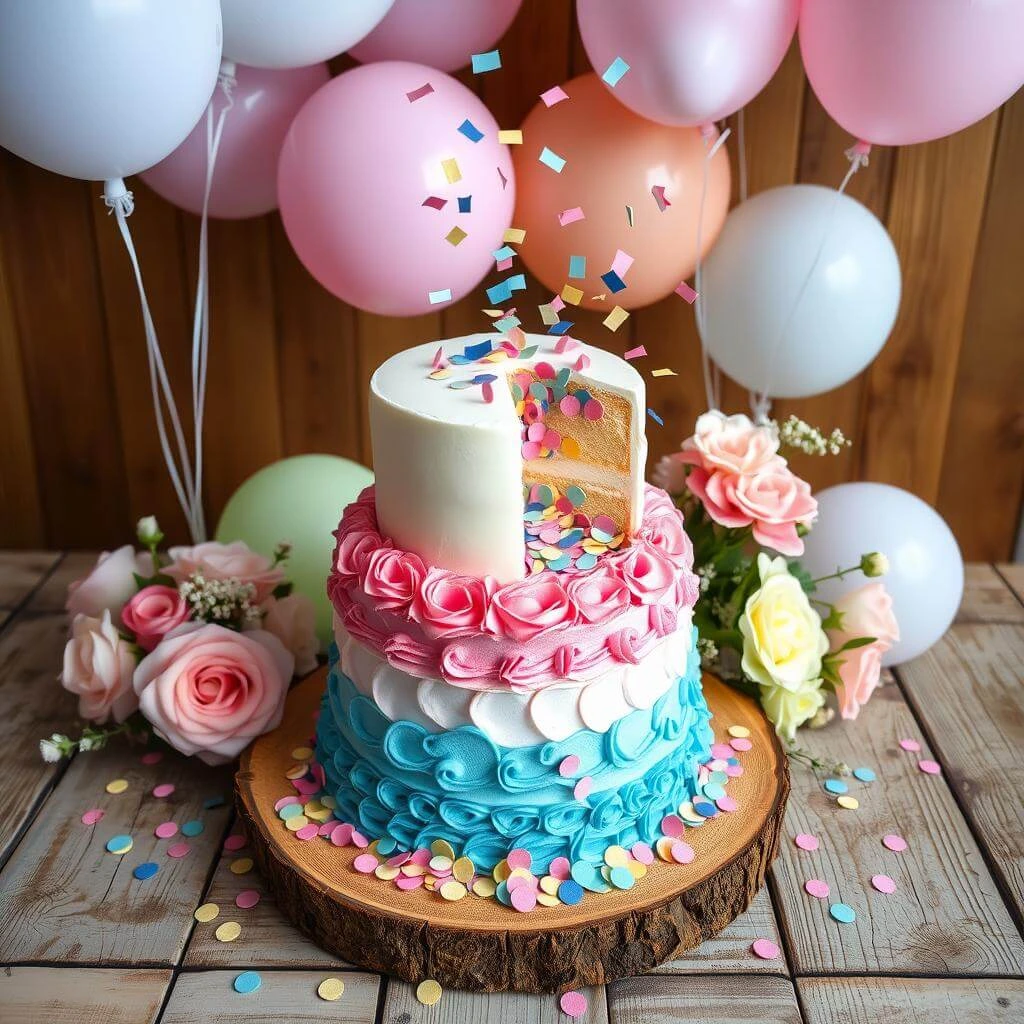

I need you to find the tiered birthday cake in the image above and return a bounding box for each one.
[317,332,713,875]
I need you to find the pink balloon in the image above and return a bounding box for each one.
[142,63,329,219]
[350,0,523,73]
[577,0,798,127]
[278,62,515,316]
[800,0,1024,146]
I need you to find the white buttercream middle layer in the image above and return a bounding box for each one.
[334,613,694,749]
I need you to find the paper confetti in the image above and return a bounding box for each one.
[899,738,921,752]
[498,129,523,145]
[603,306,629,331]
[215,921,242,943]
[406,83,434,103]
[872,874,897,894]
[441,157,462,183]
[675,280,699,303]
[751,938,780,960]
[794,833,819,851]
[152,782,175,798]
[538,303,558,325]
[918,759,941,775]
[829,903,856,924]
[651,367,677,377]
[492,244,516,262]
[853,767,876,783]
[421,195,447,210]
[805,879,830,899]
[602,56,631,86]
[317,977,346,1001]
[194,903,219,922]
[647,408,664,426]
[624,345,647,360]
[471,49,502,73]
[610,249,634,278]
[561,284,583,305]
[457,194,472,212]
[133,862,159,880]
[539,146,566,172]
[457,118,483,142]
[503,227,526,243]
[81,809,104,825]
[568,254,586,278]
[416,979,443,1006]
[601,269,627,293]
[105,778,128,795]
[560,991,588,1018]
[428,288,453,305]
[486,274,526,304]
[558,206,585,226]
[233,971,262,995]
[626,204,635,227]
[882,833,908,852]
[652,184,671,211]
[445,226,467,246]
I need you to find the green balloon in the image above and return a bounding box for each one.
[215,454,373,648]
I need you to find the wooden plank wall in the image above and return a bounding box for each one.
[0,1,1021,558]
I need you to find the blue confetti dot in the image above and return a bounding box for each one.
[233,971,262,994]
[495,880,512,906]
[133,861,159,880]
[203,794,226,810]
[609,866,635,890]
[853,767,876,783]
[829,902,856,924]
[106,834,133,854]
[558,880,584,905]
[375,837,398,856]
[824,778,849,795]
[181,820,204,837]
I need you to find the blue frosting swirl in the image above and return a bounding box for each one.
[316,627,712,871]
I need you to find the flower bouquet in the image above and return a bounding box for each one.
[655,412,899,758]
[43,517,318,765]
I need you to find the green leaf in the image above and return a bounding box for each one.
[835,635,877,653]
[133,571,176,590]
[820,606,844,632]
[271,582,293,600]
[788,561,816,594]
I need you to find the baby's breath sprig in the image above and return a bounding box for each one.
[179,572,261,630]
[786,742,851,775]
[776,415,851,457]
[39,716,151,762]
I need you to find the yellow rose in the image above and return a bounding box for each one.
[760,677,826,742]
[739,554,828,692]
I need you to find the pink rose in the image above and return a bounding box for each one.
[66,545,152,621]
[680,410,779,475]
[411,569,492,637]
[640,506,694,568]
[121,585,190,652]
[651,453,688,494]
[827,584,900,720]
[165,541,285,603]
[487,576,576,641]
[260,592,319,676]
[383,633,437,676]
[616,540,677,604]
[642,483,679,520]
[565,565,632,624]
[133,622,292,765]
[362,548,426,611]
[734,459,817,556]
[334,529,387,583]
[62,611,138,723]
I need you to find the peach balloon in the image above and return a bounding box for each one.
[512,74,730,312]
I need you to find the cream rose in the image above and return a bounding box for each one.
[681,410,779,475]
[260,592,319,676]
[61,611,139,723]
[760,677,826,742]
[740,554,828,692]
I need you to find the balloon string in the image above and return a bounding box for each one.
[749,141,871,424]
[103,178,201,542]
[737,106,748,204]
[190,59,236,543]
[694,125,731,413]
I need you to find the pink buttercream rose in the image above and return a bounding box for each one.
[639,505,694,568]
[340,488,379,533]
[334,529,387,583]
[62,610,139,723]
[165,541,285,603]
[121,585,190,652]
[411,569,493,638]
[642,483,679,520]
[565,565,632,624]
[680,410,779,475]
[362,548,426,611]
[487,576,576,641]
[133,622,292,765]
[66,545,153,621]
[651,453,688,494]
[439,642,501,685]
[827,583,900,721]
[616,540,677,604]
[261,592,319,675]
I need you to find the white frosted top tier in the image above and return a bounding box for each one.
[369,334,647,582]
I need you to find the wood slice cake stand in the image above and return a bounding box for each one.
[236,668,789,994]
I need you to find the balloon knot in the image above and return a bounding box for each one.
[218,58,237,98]
[844,139,871,171]
[699,122,718,143]
[102,178,135,218]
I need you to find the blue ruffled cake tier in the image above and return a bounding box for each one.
[316,627,713,872]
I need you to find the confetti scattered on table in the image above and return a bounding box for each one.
[428,288,453,305]
[871,873,897,894]
[560,991,588,1018]
[416,979,443,1006]
[497,129,523,146]
[899,738,921,752]
[853,767,876,783]
[181,819,204,837]
[471,49,501,74]
[152,783,175,799]
[215,921,242,943]
[223,834,246,852]
[133,861,159,880]
[458,118,484,142]
[602,56,630,87]
[558,754,581,777]
[235,889,261,909]
[829,902,856,924]
[233,971,262,994]
[675,280,698,303]
[154,821,177,839]
[603,305,629,331]
[918,759,941,775]
[194,903,219,922]
[167,842,191,859]
[540,84,569,107]
[105,779,129,795]
[445,226,467,246]
[751,938,780,960]
[805,878,830,899]
[882,834,908,852]
[317,977,346,1001]
[81,808,104,826]
[106,834,133,855]
[406,83,434,103]
[140,751,163,765]
[558,206,585,226]
[824,778,848,795]
[441,157,461,183]
[539,146,566,172]
[794,833,819,851]
[230,857,254,874]
[836,795,859,810]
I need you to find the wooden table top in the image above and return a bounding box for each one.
[0,552,1021,1023]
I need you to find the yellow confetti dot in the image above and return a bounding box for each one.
[430,839,455,860]
[441,158,461,184]
[428,368,451,380]
[194,903,220,923]
[537,892,561,907]
[320,795,337,810]
[837,795,860,810]
[416,979,443,1006]
[497,129,523,145]
[215,921,241,943]
[656,837,676,863]
[291,746,314,761]
[230,857,254,875]
[285,763,308,780]
[540,875,561,896]
[627,860,648,880]
[472,877,497,898]
[508,867,534,883]
[285,814,310,832]
[429,855,453,873]
[401,863,426,877]
[492,859,511,883]
[317,977,345,1002]
[439,880,467,901]
[375,865,400,881]
[105,778,129,794]
[604,845,629,868]
[453,857,475,883]
[727,725,751,739]
[561,437,581,459]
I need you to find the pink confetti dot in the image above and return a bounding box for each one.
[166,842,191,859]
[560,991,588,1018]
[81,809,104,826]
[235,889,261,909]
[630,842,654,865]
[387,851,412,868]
[559,394,581,417]
[522,441,542,460]
[507,848,532,870]
[140,751,163,765]
[710,742,733,760]
[716,795,738,812]
[730,737,753,752]
[318,823,335,837]
[330,823,353,847]
[395,874,424,891]
[223,833,247,851]
[295,823,319,841]
[794,833,819,851]
[350,830,369,849]
[549,856,571,880]
[882,834,908,852]
[273,796,296,812]
[558,754,581,778]
[871,874,897,894]
[152,783,175,799]
[804,879,830,899]
[918,759,941,775]
[583,398,604,421]
[899,738,921,752]
[154,821,178,839]
[751,938,780,960]
[573,776,593,801]
[410,847,432,866]
[725,763,744,778]
[510,885,538,913]
[660,814,684,838]
[353,854,378,874]
[671,841,695,864]
[507,873,536,893]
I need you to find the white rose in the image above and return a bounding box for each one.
[259,593,319,676]
[65,546,152,621]
[740,553,828,692]
[61,610,139,723]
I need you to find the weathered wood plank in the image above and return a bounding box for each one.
[0,967,170,1024]
[380,982,608,1024]
[770,681,1024,975]
[29,551,97,613]
[0,743,232,964]
[996,563,1024,605]
[160,970,380,1024]
[897,623,1024,923]
[0,551,59,610]
[956,564,1024,624]
[609,975,801,1024]
[798,976,1024,1024]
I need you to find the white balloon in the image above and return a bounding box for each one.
[221,0,396,68]
[799,483,964,666]
[0,0,222,182]
[701,185,901,398]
